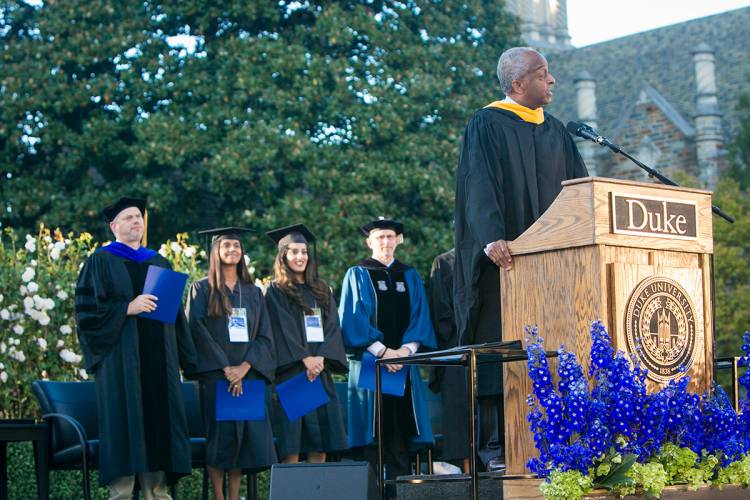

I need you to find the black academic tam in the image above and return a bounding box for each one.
[101,196,146,222]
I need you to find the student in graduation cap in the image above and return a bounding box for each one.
[74,197,197,499]
[338,217,437,490]
[264,223,348,464]
[186,227,276,500]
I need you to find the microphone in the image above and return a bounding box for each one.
[566,121,615,148]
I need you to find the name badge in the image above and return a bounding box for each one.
[228,308,249,342]
[305,307,324,343]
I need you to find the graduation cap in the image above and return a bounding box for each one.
[359,217,404,236]
[266,223,316,249]
[101,196,147,223]
[267,223,320,277]
[102,196,149,246]
[197,227,254,251]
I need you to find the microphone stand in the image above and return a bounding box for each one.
[593,138,735,223]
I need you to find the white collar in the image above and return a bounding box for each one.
[373,257,395,268]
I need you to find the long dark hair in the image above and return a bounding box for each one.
[207,236,253,317]
[273,242,330,314]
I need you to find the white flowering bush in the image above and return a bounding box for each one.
[0,226,204,418]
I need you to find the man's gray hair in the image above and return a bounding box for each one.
[496,47,543,95]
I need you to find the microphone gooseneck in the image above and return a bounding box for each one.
[564,121,735,223]
[566,121,616,148]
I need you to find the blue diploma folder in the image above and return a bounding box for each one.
[358,352,408,396]
[275,371,329,421]
[138,265,188,324]
[215,380,266,421]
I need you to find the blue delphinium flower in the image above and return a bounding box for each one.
[525,320,750,480]
[555,347,599,472]
[701,385,746,464]
[738,331,750,452]
[738,331,750,391]
[526,325,565,477]
[525,322,612,476]
[588,321,649,456]
[658,375,702,451]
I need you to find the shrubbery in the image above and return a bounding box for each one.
[0,226,205,419]
[1,227,278,498]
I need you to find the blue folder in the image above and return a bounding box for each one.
[215,379,266,421]
[358,351,408,396]
[139,265,189,324]
[275,371,329,421]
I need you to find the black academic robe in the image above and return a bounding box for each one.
[74,250,197,486]
[186,278,277,470]
[454,107,588,345]
[428,249,469,461]
[265,282,348,458]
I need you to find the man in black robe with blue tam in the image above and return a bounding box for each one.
[454,47,588,470]
[75,197,197,499]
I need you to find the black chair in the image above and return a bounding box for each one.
[32,380,98,500]
[33,380,214,500]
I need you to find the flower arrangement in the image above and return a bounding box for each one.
[0,226,205,419]
[526,321,750,499]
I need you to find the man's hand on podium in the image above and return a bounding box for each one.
[485,239,512,270]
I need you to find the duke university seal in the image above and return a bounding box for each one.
[625,276,697,383]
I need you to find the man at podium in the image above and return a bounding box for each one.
[453,46,588,469]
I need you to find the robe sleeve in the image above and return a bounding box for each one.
[402,269,437,349]
[265,284,310,370]
[429,255,456,349]
[185,280,230,373]
[317,288,348,373]
[244,286,276,383]
[338,266,385,349]
[460,113,508,245]
[74,252,130,373]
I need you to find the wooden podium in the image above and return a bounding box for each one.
[500,177,714,476]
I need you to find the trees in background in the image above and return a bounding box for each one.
[0,0,519,281]
[714,86,750,356]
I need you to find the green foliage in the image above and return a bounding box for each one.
[715,454,750,487]
[713,82,750,356]
[0,226,204,418]
[697,453,720,485]
[711,178,750,357]
[619,461,669,499]
[728,92,750,190]
[539,469,593,500]
[655,443,711,489]
[6,442,270,499]
[543,451,750,498]
[0,0,520,284]
[592,450,636,491]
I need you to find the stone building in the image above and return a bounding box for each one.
[504,3,750,188]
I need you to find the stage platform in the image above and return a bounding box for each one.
[393,472,505,499]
